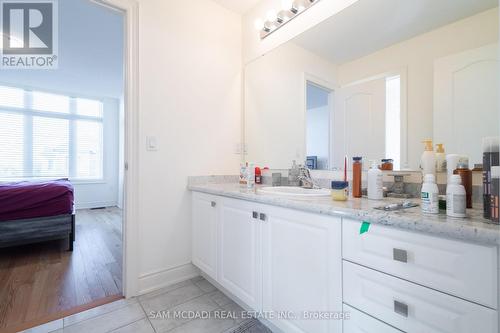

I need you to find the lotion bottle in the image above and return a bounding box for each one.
[368,160,383,200]
[421,139,436,177]
[435,144,446,172]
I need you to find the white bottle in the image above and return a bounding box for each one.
[446,175,466,218]
[368,161,383,200]
[421,139,436,177]
[246,162,255,189]
[421,174,439,214]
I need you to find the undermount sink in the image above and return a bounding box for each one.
[258,186,331,197]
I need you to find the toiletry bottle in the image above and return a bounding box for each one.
[421,139,436,177]
[446,175,467,218]
[453,162,472,209]
[435,144,446,172]
[483,137,500,219]
[352,157,362,198]
[246,163,255,189]
[288,160,300,186]
[446,154,461,181]
[239,163,247,185]
[421,174,439,214]
[490,166,500,224]
[368,160,383,200]
[255,167,262,185]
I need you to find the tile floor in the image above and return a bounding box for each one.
[20,276,272,333]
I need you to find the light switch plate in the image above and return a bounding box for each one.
[146,136,158,151]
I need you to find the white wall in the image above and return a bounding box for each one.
[74,98,120,209]
[136,0,242,293]
[242,0,359,64]
[337,8,498,169]
[245,42,337,169]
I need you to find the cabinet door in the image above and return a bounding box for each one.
[192,192,218,280]
[262,206,342,333]
[218,197,262,311]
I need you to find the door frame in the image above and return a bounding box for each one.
[303,73,336,170]
[340,68,409,169]
[91,0,140,298]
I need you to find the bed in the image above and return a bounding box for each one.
[0,179,75,251]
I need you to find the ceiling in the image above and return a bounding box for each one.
[211,0,261,14]
[294,0,498,64]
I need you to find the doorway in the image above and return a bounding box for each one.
[306,81,333,170]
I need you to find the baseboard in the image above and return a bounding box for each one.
[138,263,200,295]
[75,201,118,210]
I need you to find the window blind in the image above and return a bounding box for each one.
[0,85,104,180]
[0,112,24,177]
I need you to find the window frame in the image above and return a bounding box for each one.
[0,84,106,182]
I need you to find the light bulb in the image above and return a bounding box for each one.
[254,19,264,31]
[266,10,277,22]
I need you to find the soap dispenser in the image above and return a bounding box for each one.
[368,160,383,200]
[421,139,436,177]
[435,143,446,172]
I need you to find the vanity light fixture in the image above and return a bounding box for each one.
[254,0,322,39]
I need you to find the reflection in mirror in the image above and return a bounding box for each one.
[306,82,332,170]
[244,0,499,171]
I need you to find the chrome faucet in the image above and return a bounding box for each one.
[298,165,318,189]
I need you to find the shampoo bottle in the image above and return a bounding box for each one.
[368,160,383,200]
[421,174,439,214]
[421,139,436,177]
[435,144,446,172]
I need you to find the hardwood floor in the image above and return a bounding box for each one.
[0,207,123,332]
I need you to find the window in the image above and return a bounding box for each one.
[0,85,104,180]
[385,75,401,170]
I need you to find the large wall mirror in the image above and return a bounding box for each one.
[244,0,499,170]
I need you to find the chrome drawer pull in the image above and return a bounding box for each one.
[211,201,216,207]
[394,300,409,317]
[252,211,258,219]
[393,248,408,263]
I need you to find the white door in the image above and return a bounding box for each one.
[218,198,262,311]
[192,192,218,280]
[334,78,386,168]
[434,43,499,165]
[261,206,342,333]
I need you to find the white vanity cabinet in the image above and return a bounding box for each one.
[192,192,218,280]
[218,197,263,311]
[191,191,499,333]
[342,218,498,333]
[191,193,343,333]
[260,205,342,333]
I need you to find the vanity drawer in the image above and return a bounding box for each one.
[342,218,498,308]
[344,304,403,333]
[343,261,498,333]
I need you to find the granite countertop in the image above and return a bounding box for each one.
[188,182,500,246]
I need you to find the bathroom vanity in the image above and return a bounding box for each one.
[190,182,500,333]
